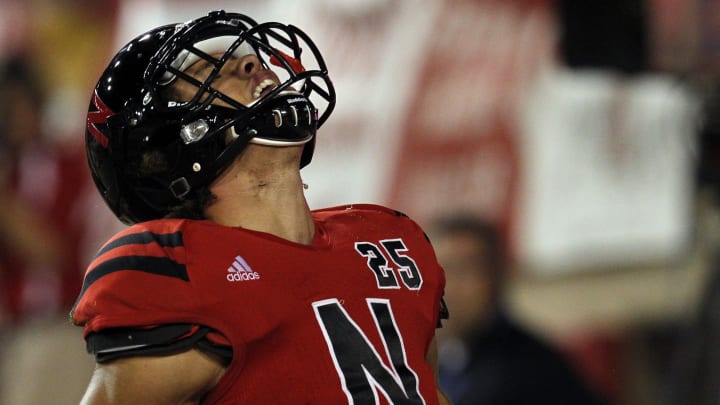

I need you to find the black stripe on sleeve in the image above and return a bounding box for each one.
[96,231,184,257]
[76,255,189,302]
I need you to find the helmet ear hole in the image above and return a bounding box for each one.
[136,150,170,176]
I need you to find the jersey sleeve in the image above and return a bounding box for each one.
[391,207,450,328]
[401,210,449,329]
[71,219,198,338]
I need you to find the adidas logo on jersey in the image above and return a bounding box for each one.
[227,255,261,282]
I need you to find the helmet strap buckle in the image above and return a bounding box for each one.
[170,177,191,199]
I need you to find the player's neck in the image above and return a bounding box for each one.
[205,145,315,244]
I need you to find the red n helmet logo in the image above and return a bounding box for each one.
[87,91,113,148]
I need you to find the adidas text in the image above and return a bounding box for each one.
[227,271,261,282]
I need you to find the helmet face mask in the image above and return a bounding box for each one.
[86,10,336,224]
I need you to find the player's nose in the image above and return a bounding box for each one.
[236,54,263,76]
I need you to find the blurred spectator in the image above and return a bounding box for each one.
[0,55,88,323]
[0,55,62,321]
[429,215,605,405]
[0,54,96,404]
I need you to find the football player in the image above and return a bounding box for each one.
[73,10,450,404]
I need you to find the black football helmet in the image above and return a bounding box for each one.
[86,10,335,224]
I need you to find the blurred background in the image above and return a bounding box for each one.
[0,0,718,403]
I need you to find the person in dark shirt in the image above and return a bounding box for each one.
[430,215,604,405]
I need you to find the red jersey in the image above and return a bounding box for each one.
[72,204,446,404]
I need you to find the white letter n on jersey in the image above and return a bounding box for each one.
[313,298,425,405]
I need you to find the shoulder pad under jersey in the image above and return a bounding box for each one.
[71,218,194,333]
[312,203,409,219]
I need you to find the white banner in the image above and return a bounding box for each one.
[516,68,698,274]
